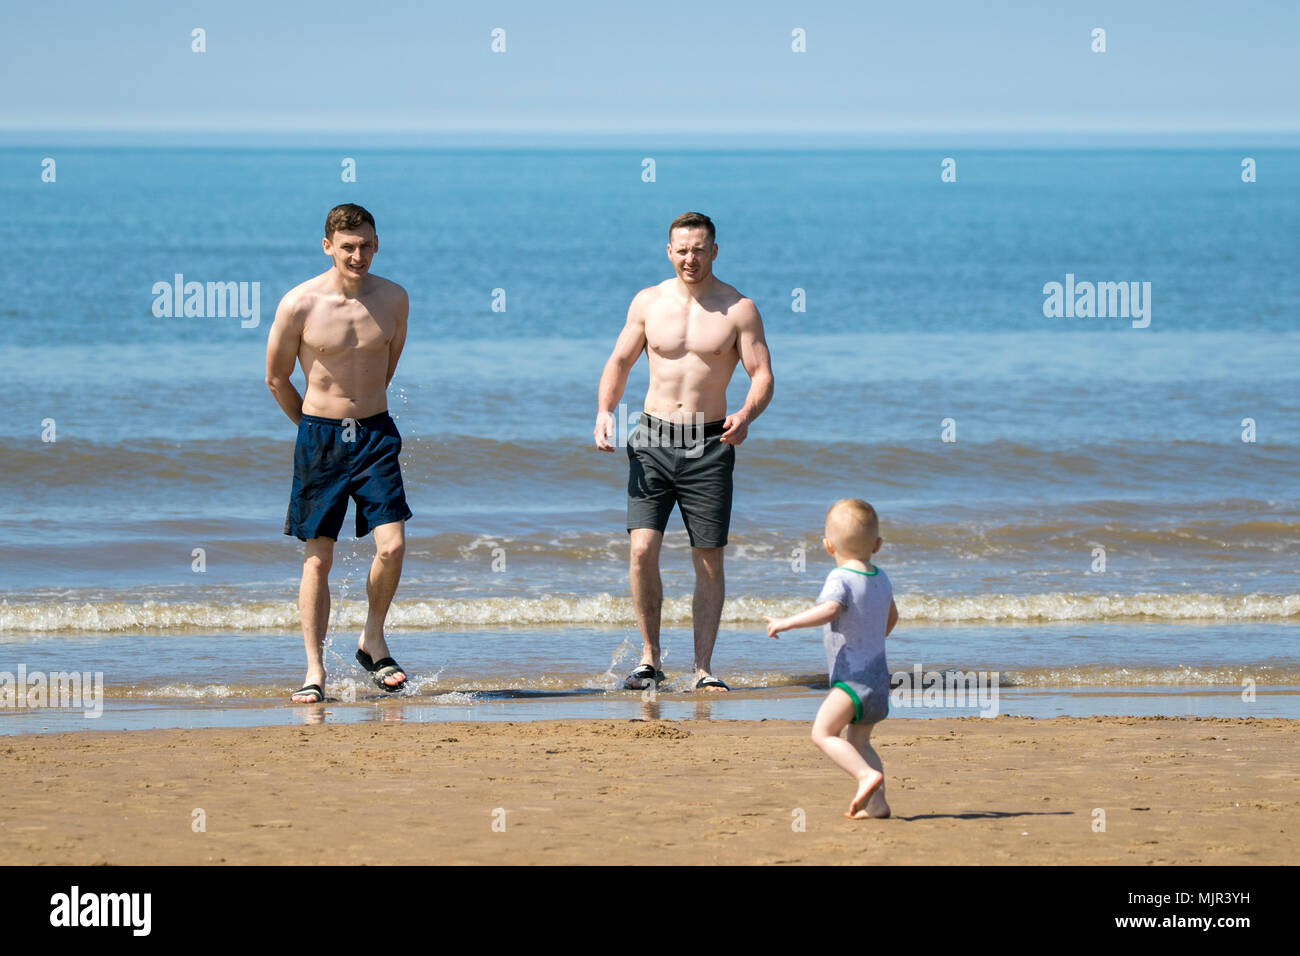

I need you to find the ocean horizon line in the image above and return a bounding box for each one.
[4,129,1300,150]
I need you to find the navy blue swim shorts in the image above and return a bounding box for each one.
[283,411,413,541]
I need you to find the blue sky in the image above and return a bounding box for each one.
[2,0,1297,137]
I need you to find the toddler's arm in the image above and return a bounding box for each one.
[764,601,842,638]
[886,598,899,637]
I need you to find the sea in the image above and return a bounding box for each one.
[1,145,1297,733]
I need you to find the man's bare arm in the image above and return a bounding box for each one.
[593,291,649,450]
[720,299,774,444]
[385,287,409,387]
[265,293,306,425]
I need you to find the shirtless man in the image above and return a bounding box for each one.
[266,203,413,704]
[594,212,774,692]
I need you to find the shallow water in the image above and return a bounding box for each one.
[3,147,1296,734]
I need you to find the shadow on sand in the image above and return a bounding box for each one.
[896,810,1074,822]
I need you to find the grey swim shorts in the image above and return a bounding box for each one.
[626,413,735,549]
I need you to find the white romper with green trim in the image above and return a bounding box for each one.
[817,565,892,724]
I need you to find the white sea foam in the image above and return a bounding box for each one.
[2,591,1296,633]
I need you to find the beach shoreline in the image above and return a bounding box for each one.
[3,715,1296,865]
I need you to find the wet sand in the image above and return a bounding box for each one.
[2,716,1296,865]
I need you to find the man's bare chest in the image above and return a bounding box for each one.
[302,305,392,356]
[645,309,737,361]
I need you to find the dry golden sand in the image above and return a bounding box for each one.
[2,716,1297,865]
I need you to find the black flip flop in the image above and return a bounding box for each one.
[623,663,665,690]
[695,676,729,691]
[356,649,408,693]
[290,683,324,703]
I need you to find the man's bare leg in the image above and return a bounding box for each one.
[292,537,334,702]
[358,520,406,688]
[691,546,727,691]
[629,529,664,669]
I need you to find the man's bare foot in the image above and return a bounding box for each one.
[358,636,406,688]
[695,674,730,693]
[291,671,326,704]
[623,662,664,690]
[846,770,884,817]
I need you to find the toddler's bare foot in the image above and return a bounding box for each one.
[847,769,884,818]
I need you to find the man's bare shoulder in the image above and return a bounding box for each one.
[622,282,668,323]
[733,296,762,326]
[638,277,709,309]
[367,274,408,297]
[718,280,747,303]
[364,275,409,316]
[279,274,406,313]
[634,281,673,305]
[274,274,332,326]
[712,282,760,323]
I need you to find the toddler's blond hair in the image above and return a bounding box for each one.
[825,498,880,560]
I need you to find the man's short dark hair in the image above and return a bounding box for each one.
[325,203,376,239]
[668,212,715,245]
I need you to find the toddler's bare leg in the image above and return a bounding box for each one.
[846,722,890,818]
[811,689,883,817]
